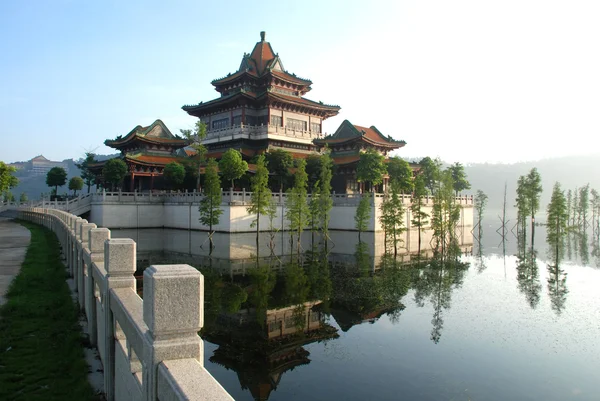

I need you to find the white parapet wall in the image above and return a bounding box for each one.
[17,207,234,401]
[88,191,474,233]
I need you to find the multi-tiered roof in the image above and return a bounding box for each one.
[182,31,340,119]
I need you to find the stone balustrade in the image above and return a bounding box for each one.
[17,207,234,401]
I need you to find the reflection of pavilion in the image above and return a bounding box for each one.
[330,306,398,332]
[204,302,338,401]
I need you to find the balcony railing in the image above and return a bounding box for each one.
[203,124,324,143]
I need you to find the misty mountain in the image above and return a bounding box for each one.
[464,154,600,218]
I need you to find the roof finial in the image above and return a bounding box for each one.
[260,31,266,41]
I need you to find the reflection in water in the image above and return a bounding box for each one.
[547,263,568,315]
[516,246,542,310]
[411,258,470,344]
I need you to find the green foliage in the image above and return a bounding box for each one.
[198,159,222,234]
[410,174,429,254]
[305,154,323,191]
[249,265,276,322]
[379,183,406,256]
[387,157,414,193]
[222,284,248,314]
[318,151,334,238]
[3,191,15,203]
[418,157,441,193]
[102,158,127,191]
[356,149,386,191]
[0,222,97,400]
[308,180,321,235]
[247,155,272,243]
[45,166,67,194]
[285,159,309,252]
[75,152,97,193]
[163,162,186,190]
[449,162,471,195]
[285,263,309,305]
[19,192,27,203]
[431,169,461,258]
[515,175,530,234]
[219,149,248,190]
[0,161,18,193]
[68,176,84,196]
[354,193,372,234]
[579,184,589,230]
[265,149,293,191]
[546,182,568,262]
[474,190,488,228]
[525,168,543,221]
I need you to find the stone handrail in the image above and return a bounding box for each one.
[17,207,233,401]
[203,123,324,142]
[68,190,475,207]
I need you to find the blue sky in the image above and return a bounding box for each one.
[2,0,599,164]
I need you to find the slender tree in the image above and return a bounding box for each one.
[102,159,127,191]
[572,188,579,228]
[525,168,543,235]
[318,151,334,249]
[219,149,248,190]
[515,175,530,237]
[198,159,222,251]
[355,192,372,241]
[75,152,97,193]
[356,149,386,192]
[474,190,488,239]
[19,192,27,204]
[163,162,186,190]
[579,184,589,231]
[46,166,68,195]
[68,176,84,196]
[308,180,321,248]
[591,189,600,236]
[379,182,405,257]
[449,162,471,196]
[410,174,429,255]
[247,155,272,250]
[285,159,310,257]
[566,189,572,228]
[546,182,568,266]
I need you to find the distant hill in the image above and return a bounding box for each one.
[9,153,118,200]
[464,154,600,218]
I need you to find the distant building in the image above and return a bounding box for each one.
[14,155,69,176]
[90,119,189,191]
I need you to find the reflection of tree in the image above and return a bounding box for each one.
[475,232,486,273]
[516,237,542,309]
[579,231,589,266]
[411,258,469,344]
[249,265,277,324]
[546,263,568,315]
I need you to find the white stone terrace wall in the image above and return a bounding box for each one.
[17,207,233,401]
[86,191,474,233]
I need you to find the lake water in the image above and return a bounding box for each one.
[113,217,600,401]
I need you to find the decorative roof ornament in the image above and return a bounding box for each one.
[260,31,266,41]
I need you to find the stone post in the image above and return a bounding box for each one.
[142,265,204,400]
[73,219,87,291]
[86,228,110,346]
[79,223,97,310]
[103,239,137,401]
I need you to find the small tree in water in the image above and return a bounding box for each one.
[380,182,405,257]
[354,192,371,241]
[546,182,568,264]
[525,168,543,239]
[199,159,222,252]
[247,155,272,250]
[286,159,309,257]
[318,151,334,250]
[410,174,429,256]
[474,190,488,239]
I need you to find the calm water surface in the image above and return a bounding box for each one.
[115,218,600,401]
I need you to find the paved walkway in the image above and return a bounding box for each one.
[0,215,31,306]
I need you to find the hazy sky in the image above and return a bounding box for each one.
[1,0,599,164]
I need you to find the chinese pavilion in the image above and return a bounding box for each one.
[314,120,406,193]
[182,31,340,160]
[92,119,189,191]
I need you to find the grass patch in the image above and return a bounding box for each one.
[0,221,98,401]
